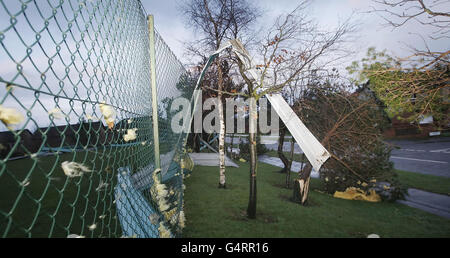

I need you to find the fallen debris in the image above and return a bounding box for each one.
[333,187,381,202]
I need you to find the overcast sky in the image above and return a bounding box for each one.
[0,0,448,132]
[144,0,449,69]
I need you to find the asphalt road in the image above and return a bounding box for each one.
[386,138,450,178]
[226,135,450,178]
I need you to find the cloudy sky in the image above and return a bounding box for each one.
[145,0,449,68]
[0,0,448,132]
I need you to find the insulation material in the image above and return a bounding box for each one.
[333,187,381,202]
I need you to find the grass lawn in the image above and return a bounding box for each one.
[395,170,450,196]
[0,144,155,238]
[182,161,450,238]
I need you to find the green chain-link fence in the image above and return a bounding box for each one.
[0,0,195,238]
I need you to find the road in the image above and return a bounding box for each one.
[386,138,450,178]
[227,135,450,178]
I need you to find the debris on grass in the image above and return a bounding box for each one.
[333,187,381,202]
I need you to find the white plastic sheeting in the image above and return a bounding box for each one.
[224,39,331,172]
[266,93,330,171]
[191,39,331,172]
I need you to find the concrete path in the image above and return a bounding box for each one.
[258,154,319,178]
[397,189,450,219]
[188,153,239,168]
[258,154,450,219]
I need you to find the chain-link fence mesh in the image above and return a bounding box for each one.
[0,0,194,238]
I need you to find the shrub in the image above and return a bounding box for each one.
[319,141,407,201]
[294,82,407,201]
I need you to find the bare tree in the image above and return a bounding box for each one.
[181,0,260,188]
[231,2,356,215]
[184,0,355,216]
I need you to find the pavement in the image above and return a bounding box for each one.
[257,154,319,178]
[189,153,239,167]
[397,189,450,219]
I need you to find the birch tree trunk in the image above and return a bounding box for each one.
[229,134,234,159]
[217,61,226,188]
[247,131,257,218]
[247,99,258,219]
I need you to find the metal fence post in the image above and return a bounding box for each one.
[148,15,161,175]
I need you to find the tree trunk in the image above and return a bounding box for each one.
[293,134,330,205]
[229,134,234,159]
[193,133,200,152]
[247,98,258,219]
[286,137,295,188]
[293,164,312,205]
[217,61,226,189]
[247,131,257,219]
[277,125,289,173]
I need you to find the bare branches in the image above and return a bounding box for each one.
[369,0,450,33]
[181,0,262,97]
[348,47,450,128]
[202,84,247,97]
[368,0,450,68]
[231,1,357,100]
[350,2,450,127]
[181,0,261,51]
[291,73,393,185]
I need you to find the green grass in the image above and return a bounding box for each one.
[0,144,154,238]
[395,170,450,196]
[182,162,450,238]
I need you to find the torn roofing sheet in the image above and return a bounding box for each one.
[190,39,331,172]
[266,93,331,171]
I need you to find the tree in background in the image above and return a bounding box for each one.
[292,71,406,203]
[348,0,450,128]
[181,0,260,188]
[348,48,449,128]
[233,2,356,216]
